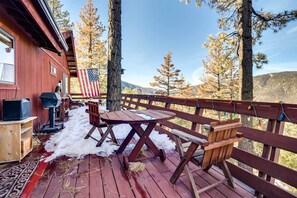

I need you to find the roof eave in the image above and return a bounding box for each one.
[34,0,68,52]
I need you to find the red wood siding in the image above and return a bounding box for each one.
[0,10,70,127]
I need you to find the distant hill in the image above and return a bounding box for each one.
[122,71,297,104]
[253,71,297,103]
[190,71,297,104]
[121,81,155,94]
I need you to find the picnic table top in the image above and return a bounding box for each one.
[101,109,176,125]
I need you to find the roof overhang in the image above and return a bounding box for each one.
[33,0,68,52]
[0,0,68,53]
[63,31,78,77]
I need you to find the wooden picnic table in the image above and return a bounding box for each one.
[101,109,176,169]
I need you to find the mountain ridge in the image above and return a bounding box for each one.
[122,71,297,104]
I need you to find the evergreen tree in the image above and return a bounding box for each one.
[175,74,193,98]
[150,52,185,96]
[183,0,296,171]
[76,0,107,92]
[199,33,239,100]
[107,0,122,111]
[47,0,74,31]
[183,0,296,102]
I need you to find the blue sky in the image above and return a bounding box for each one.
[61,0,297,87]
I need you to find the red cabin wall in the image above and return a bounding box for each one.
[0,10,70,128]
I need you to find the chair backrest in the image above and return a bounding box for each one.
[88,101,101,127]
[200,118,242,169]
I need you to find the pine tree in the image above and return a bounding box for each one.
[183,0,296,102]
[199,33,239,100]
[150,52,185,96]
[107,0,122,111]
[183,0,296,172]
[175,74,193,98]
[76,0,107,92]
[47,0,74,31]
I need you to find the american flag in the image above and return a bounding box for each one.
[77,68,100,97]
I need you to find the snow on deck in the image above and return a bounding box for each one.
[44,106,175,162]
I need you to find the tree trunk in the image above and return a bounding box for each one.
[107,0,122,111]
[238,0,254,172]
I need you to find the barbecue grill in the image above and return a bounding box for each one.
[40,92,63,132]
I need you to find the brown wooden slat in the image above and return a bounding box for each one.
[111,156,135,197]
[100,158,119,197]
[239,126,297,153]
[89,155,104,198]
[75,156,90,198]
[122,94,297,123]
[144,158,182,197]
[232,148,297,188]
[136,159,167,198]
[228,162,296,198]
[169,153,224,198]
[127,97,297,154]
[29,171,53,198]
[160,157,196,198]
[202,169,250,198]
[118,152,150,197]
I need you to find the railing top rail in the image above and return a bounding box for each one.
[122,94,297,124]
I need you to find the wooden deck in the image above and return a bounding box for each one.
[30,152,254,198]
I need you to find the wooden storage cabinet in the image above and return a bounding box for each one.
[0,117,37,163]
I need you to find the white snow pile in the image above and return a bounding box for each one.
[44,106,175,162]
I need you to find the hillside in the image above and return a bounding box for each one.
[253,71,297,103]
[121,81,155,94]
[190,71,297,104]
[119,71,297,103]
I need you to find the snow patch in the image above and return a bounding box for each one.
[44,106,175,162]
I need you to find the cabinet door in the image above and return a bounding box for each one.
[0,124,21,162]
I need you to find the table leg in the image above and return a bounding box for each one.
[128,123,164,162]
[132,124,162,156]
[116,128,136,154]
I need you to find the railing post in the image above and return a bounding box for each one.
[191,103,204,133]
[135,97,140,109]
[256,119,284,197]
[267,121,285,183]
[147,99,153,109]
[257,119,275,178]
[128,96,133,109]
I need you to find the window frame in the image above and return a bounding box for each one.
[62,73,68,95]
[50,63,57,77]
[0,28,16,85]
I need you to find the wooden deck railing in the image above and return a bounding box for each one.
[69,93,107,100]
[70,92,297,197]
[121,94,297,198]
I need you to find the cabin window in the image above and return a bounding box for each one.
[50,64,57,76]
[0,29,15,84]
[62,74,68,94]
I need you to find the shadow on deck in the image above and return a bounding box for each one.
[30,152,254,198]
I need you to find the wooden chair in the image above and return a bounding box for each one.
[169,118,243,198]
[84,101,116,147]
[68,94,84,109]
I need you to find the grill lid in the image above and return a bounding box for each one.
[40,92,61,108]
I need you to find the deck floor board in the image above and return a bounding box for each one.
[30,152,254,198]
[89,155,104,198]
